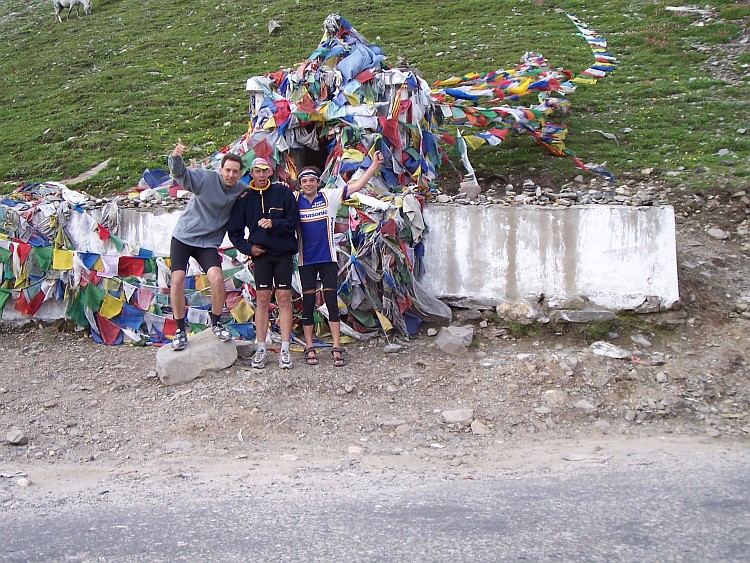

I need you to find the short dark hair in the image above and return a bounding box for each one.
[221,153,243,169]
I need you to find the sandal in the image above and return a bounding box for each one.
[331,347,348,367]
[304,347,319,366]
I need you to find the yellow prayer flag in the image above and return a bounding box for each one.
[342,148,365,162]
[506,77,531,95]
[464,135,487,151]
[195,274,210,291]
[344,91,360,106]
[52,248,74,270]
[100,293,123,319]
[230,299,254,324]
[375,310,393,333]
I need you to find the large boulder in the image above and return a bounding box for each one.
[156,329,238,386]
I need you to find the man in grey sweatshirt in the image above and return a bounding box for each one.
[167,138,248,350]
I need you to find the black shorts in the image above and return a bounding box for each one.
[253,253,294,290]
[170,238,221,273]
[299,262,338,292]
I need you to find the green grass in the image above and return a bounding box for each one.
[1,0,748,195]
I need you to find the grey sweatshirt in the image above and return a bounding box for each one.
[168,155,248,248]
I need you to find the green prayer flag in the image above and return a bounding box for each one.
[32,246,53,272]
[82,282,106,311]
[0,288,11,318]
[66,291,89,327]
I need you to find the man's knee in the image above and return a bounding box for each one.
[276,290,292,308]
[256,290,272,306]
[206,266,225,288]
[171,271,186,290]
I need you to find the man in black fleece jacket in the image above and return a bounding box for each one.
[227,157,299,369]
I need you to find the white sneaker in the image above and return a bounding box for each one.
[212,321,232,342]
[171,330,187,351]
[251,348,268,369]
[279,349,292,370]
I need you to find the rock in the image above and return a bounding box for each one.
[441,408,474,426]
[542,390,568,407]
[656,371,669,383]
[455,309,482,322]
[707,227,730,240]
[156,329,238,386]
[434,325,474,355]
[590,341,631,359]
[5,427,27,446]
[348,445,364,455]
[624,410,637,422]
[267,20,281,35]
[593,419,611,434]
[630,334,652,348]
[384,343,402,354]
[280,454,298,462]
[556,310,616,323]
[435,194,452,203]
[470,420,491,435]
[573,399,596,411]
[427,327,438,337]
[495,301,538,324]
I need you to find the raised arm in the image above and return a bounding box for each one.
[346,150,385,195]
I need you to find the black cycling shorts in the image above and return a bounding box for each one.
[170,238,222,273]
[253,253,294,290]
[298,262,338,292]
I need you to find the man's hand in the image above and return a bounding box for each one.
[258,218,272,229]
[250,244,266,257]
[172,138,187,158]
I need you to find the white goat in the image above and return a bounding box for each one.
[52,0,92,23]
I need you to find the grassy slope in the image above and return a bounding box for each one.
[0,0,748,195]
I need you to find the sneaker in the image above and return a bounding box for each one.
[251,348,268,369]
[212,321,232,342]
[279,349,292,370]
[171,330,187,351]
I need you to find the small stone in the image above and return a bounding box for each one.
[593,420,611,433]
[573,400,596,411]
[655,372,668,384]
[5,427,27,446]
[427,328,438,337]
[395,424,411,435]
[348,445,364,455]
[470,420,491,435]
[707,227,730,240]
[441,408,474,426]
[280,454,298,462]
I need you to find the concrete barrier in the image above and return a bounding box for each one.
[421,204,679,311]
[2,203,679,322]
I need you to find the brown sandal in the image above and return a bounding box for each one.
[331,347,348,367]
[304,347,319,366]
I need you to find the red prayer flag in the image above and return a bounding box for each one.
[97,224,110,241]
[118,256,145,278]
[96,314,122,346]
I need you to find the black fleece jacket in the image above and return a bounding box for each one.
[227,181,299,257]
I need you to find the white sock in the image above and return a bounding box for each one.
[256,342,266,352]
[281,341,290,353]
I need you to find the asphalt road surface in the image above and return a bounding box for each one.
[2,450,748,562]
